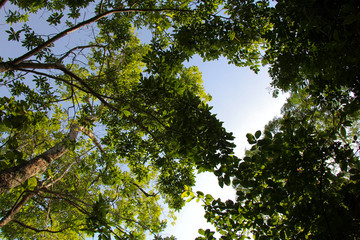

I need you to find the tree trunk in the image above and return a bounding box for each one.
[0,124,82,194]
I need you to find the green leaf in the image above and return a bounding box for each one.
[47,12,64,26]
[123,110,131,117]
[196,191,204,198]
[205,194,214,205]
[246,133,257,144]
[340,126,346,138]
[343,14,359,25]
[218,177,224,188]
[224,176,231,186]
[27,177,37,190]
[181,191,189,199]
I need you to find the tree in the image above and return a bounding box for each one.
[192,0,360,239]
[0,0,239,239]
[198,89,360,239]
[173,0,360,97]
[3,0,360,239]
[263,0,360,97]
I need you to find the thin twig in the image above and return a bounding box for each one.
[58,44,107,62]
[99,0,104,14]
[13,219,71,233]
[40,188,91,207]
[132,182,157,197]
[44,161,77,188]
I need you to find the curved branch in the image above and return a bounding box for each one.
[36,192,90,215]
[40,188,91,207]
[18,68,91,94]
[132,182,157,197]
[10,8,190,65]
[12,219,71,233]
[55,65,159,142]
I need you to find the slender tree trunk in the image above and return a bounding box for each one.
[0,124,82,194]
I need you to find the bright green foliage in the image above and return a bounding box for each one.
[174,0,270,72]
[0,0,239,239]
[3,0,360,239]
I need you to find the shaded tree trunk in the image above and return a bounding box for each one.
[0,124,82,194]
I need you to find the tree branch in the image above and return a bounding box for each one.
[0,123,83,194]
[13,62,159,142]
[44,161,77,188]
[0,191,35,228]
[40,188,91,207]
[0,0,8,10]
[6,62,66,71]
[58,44,107,62]
[132,182,157,197]
[18,68,92,94]
[99,0,104,14]
[12,219,71,233]
[37,192,90,215]
[81,129,104,152]
[0,177,54,228]
[8,8,190,66]
[54,65,160,142]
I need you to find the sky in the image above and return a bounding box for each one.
[0,4,287,240]
[162,56,288,239]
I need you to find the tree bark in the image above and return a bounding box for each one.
[0,124,82,194]
[0,62,11,73]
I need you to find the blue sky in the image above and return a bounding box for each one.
[162,57,287,239]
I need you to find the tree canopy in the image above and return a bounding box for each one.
[198,89,360,239]
[1,0,360,239]
[0,0,238,239]
[192,0,360,239]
